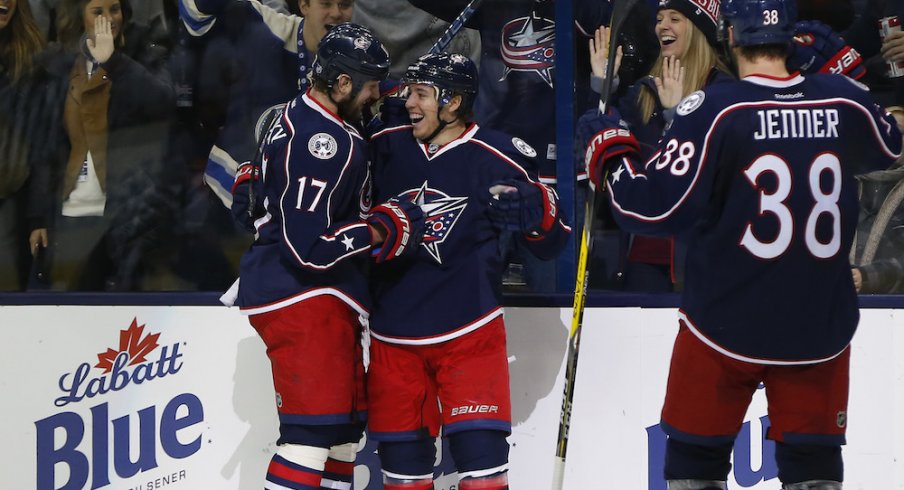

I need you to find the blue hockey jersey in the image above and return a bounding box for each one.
[236,91,373,316]
[369,122,571,343]
[605,73,902,363]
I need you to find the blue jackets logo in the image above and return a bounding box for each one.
[409,183,468,265]
[500,12,556,87]
[35,318,204,490]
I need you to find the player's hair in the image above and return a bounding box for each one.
[736,43,788,63]
[56,0,131,52]
[637,16,730,124]
[0,0,46,83]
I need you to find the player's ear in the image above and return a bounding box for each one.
[335,73,354,97]
[445,94,463,118]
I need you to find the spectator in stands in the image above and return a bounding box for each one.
[354,0,480,78]
[842,0,904,107]
[1,0,48,290]
[27,0,56,39]
[852,105,904,293]
[407,0,613,293]
[29,0,169,40]
[178,0,354,208]
[28,0,174,291]
[584,0,732,292]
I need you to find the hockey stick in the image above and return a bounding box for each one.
[428,0,484,54]
[551,1,639,488]
[246,103,286,221]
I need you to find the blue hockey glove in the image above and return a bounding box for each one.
[577,111,639,191]
[367,197,425,263]
[365,79,407,131]
[788,20,865,80]
[231,161,263,233]
[487,179,559,236]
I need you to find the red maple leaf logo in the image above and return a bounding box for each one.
[95,318,161,373]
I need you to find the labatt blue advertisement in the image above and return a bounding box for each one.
[35,318,199,489]
[0,307,278,490]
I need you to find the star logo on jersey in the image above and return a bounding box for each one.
[610,164,625,183]
[500,12,556,87]
[341,234,355,251]
[308,133,338,159]
[401,182,468,264]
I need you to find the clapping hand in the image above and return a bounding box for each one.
[590,26,623,80]
[87,16,115,64]
[654,56,685,110]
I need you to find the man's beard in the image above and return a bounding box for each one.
[337,95,363,125]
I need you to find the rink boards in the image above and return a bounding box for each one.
[1,304,901,490]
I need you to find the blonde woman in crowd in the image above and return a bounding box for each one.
[587,0,732,292]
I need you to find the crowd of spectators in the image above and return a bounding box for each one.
[0,0,902,294]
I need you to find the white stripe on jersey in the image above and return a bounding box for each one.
[240,287,369,318]
[371,307,503,345]
[679,310,848,365]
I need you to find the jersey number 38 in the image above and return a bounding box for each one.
[741,153,842,260]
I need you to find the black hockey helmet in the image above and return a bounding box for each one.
[402,52,479,113]
[311,23,391,92]
[720,0,797,46]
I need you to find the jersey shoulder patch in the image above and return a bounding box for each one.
[512,137,537,157]
[308,132,339,159]
[677,91,706,116]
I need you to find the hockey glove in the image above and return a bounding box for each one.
[788,20,865,80]
[231,161,263,233]
[367,198,425,263]
[578,111,639,191]
[487,179,559,237]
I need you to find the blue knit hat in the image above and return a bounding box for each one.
[658,0,721,48]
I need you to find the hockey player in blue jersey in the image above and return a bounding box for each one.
[230,24,425,490]
[581,0,903,488]
[366,52,571,490]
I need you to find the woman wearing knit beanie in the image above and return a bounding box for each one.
[586,0,732,293]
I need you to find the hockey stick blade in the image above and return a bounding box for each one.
[428,0,484,54]
[551,1,641,488]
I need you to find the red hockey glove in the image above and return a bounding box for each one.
[368,198,425,263]
[231,161,263,233]
[487,179,559,237]
[788,20,865,80]
[581,114,640,191]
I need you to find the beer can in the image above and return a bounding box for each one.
[879,16,904,78]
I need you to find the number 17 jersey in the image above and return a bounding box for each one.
[606,73,903,364]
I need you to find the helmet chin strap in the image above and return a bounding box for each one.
[422,87,459,143]
[422,114,457,144]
